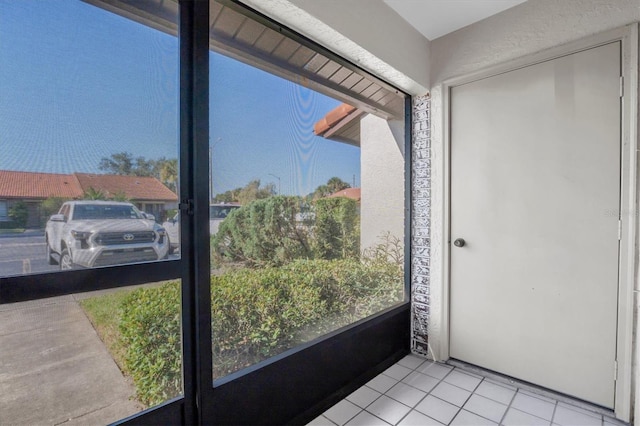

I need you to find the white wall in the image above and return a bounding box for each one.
[240,0,430,95]
[428,0,640,422]
[360,115,405,252]
[430,0,640,84]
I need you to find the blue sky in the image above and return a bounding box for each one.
[0,0,359,196]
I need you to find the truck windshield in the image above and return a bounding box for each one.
[72,205,142,220]
[209,205,239,219]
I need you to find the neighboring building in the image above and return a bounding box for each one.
[316,104,404,251]
[74,173,178,221]
[0,170,178,227]
[328,187,361,202]
[0,171,83,228]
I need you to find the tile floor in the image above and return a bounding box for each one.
[308,355,629,426]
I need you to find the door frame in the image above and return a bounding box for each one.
[438,24,638,422]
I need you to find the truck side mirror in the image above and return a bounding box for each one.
[50,214,66,223]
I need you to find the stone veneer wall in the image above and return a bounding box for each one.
[411,95,430,357]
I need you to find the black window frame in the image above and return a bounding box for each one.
[0,0,412,424]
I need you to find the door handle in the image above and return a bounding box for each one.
[453,238,466,247]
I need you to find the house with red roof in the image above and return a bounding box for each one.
[73,173,178,221]
[328,187,361,202]
[0,170,177,228]
[315,103,404,251]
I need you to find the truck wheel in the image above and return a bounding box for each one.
[59,249,74,270]
[46,243,58,265]
[166,236,174,255]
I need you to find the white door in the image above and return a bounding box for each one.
[450,42,621,408]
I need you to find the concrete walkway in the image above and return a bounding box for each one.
[0,294,142,425]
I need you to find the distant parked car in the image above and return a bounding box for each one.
[162,212,180,254]
[45,200,169,270]
[209,203,240,235]
[161,203,240,253]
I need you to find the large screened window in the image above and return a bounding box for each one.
[0,1,410,425]
[0,1,183,423]
[207,0,407,380]
[0,1,180,278]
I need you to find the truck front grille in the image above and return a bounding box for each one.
[94,231,155,245]
[93,248,158,266]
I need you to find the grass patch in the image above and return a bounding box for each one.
[0,228,25,234]
[79,254,403,407]
[79,289,132,375]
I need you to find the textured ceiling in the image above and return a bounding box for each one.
[383,0,527,40]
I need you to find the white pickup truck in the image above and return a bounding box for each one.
[45,200,169,269]
[162,203,240,253]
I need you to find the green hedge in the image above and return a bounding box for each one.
[118,258,402,406]
[8,202,28,228]
[0,220,19,230]
[313,197,359,260]
[119,283,182,406]
[212,195,360,267]
[212,196,314,267]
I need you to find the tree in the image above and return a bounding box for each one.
[156,158,178,193]
[212,196,312,266]
[9,202,28,228]
[237,180,275,205]
[110,190,129,202]
[82,186,108,200]
[40,197,69,225]
[99,152,136,175]
[212,180,274,205]
[212,195,360,267]
[213,189,239,204]
[313,197,360,259]
[311,177,351,199]
[327,177,351,193]
[98,152,178,192]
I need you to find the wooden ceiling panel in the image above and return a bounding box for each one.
[84,0,407,121]
[253,27,285,54]
[213,7,246,37]
[234,18,266,46]
[272,38,301,61]
[316,60,341,79]
[303,53,330,73]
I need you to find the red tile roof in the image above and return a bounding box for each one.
[0,170,177,202]
[74,173,177,202]
[314,103,365,146]
[0,170,82,199]
[328,187,361,202]
[314,104,357,136]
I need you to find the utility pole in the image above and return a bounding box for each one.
[210,137,221,203]
[268,173,281,195]
[209,147,213,203]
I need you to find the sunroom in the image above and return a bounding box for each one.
[0,1,638,425]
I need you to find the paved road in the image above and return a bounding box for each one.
[0,234,53,276]
[0,233,179,277]
[0,293,143,425]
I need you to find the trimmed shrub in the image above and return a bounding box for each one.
[119,282,182,407]
[212,195,361,267]
[8,202,28,228]
[40,197,69,226]
[313,197,359,260]
[211,258,402,376]
[117,258,403,405]
[211,264,326,376]
[212,195,313,266]
[0,220,19,230]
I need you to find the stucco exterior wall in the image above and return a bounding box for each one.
[360,114,405,252]
[430,0,640,84]
[428,1,640,422]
